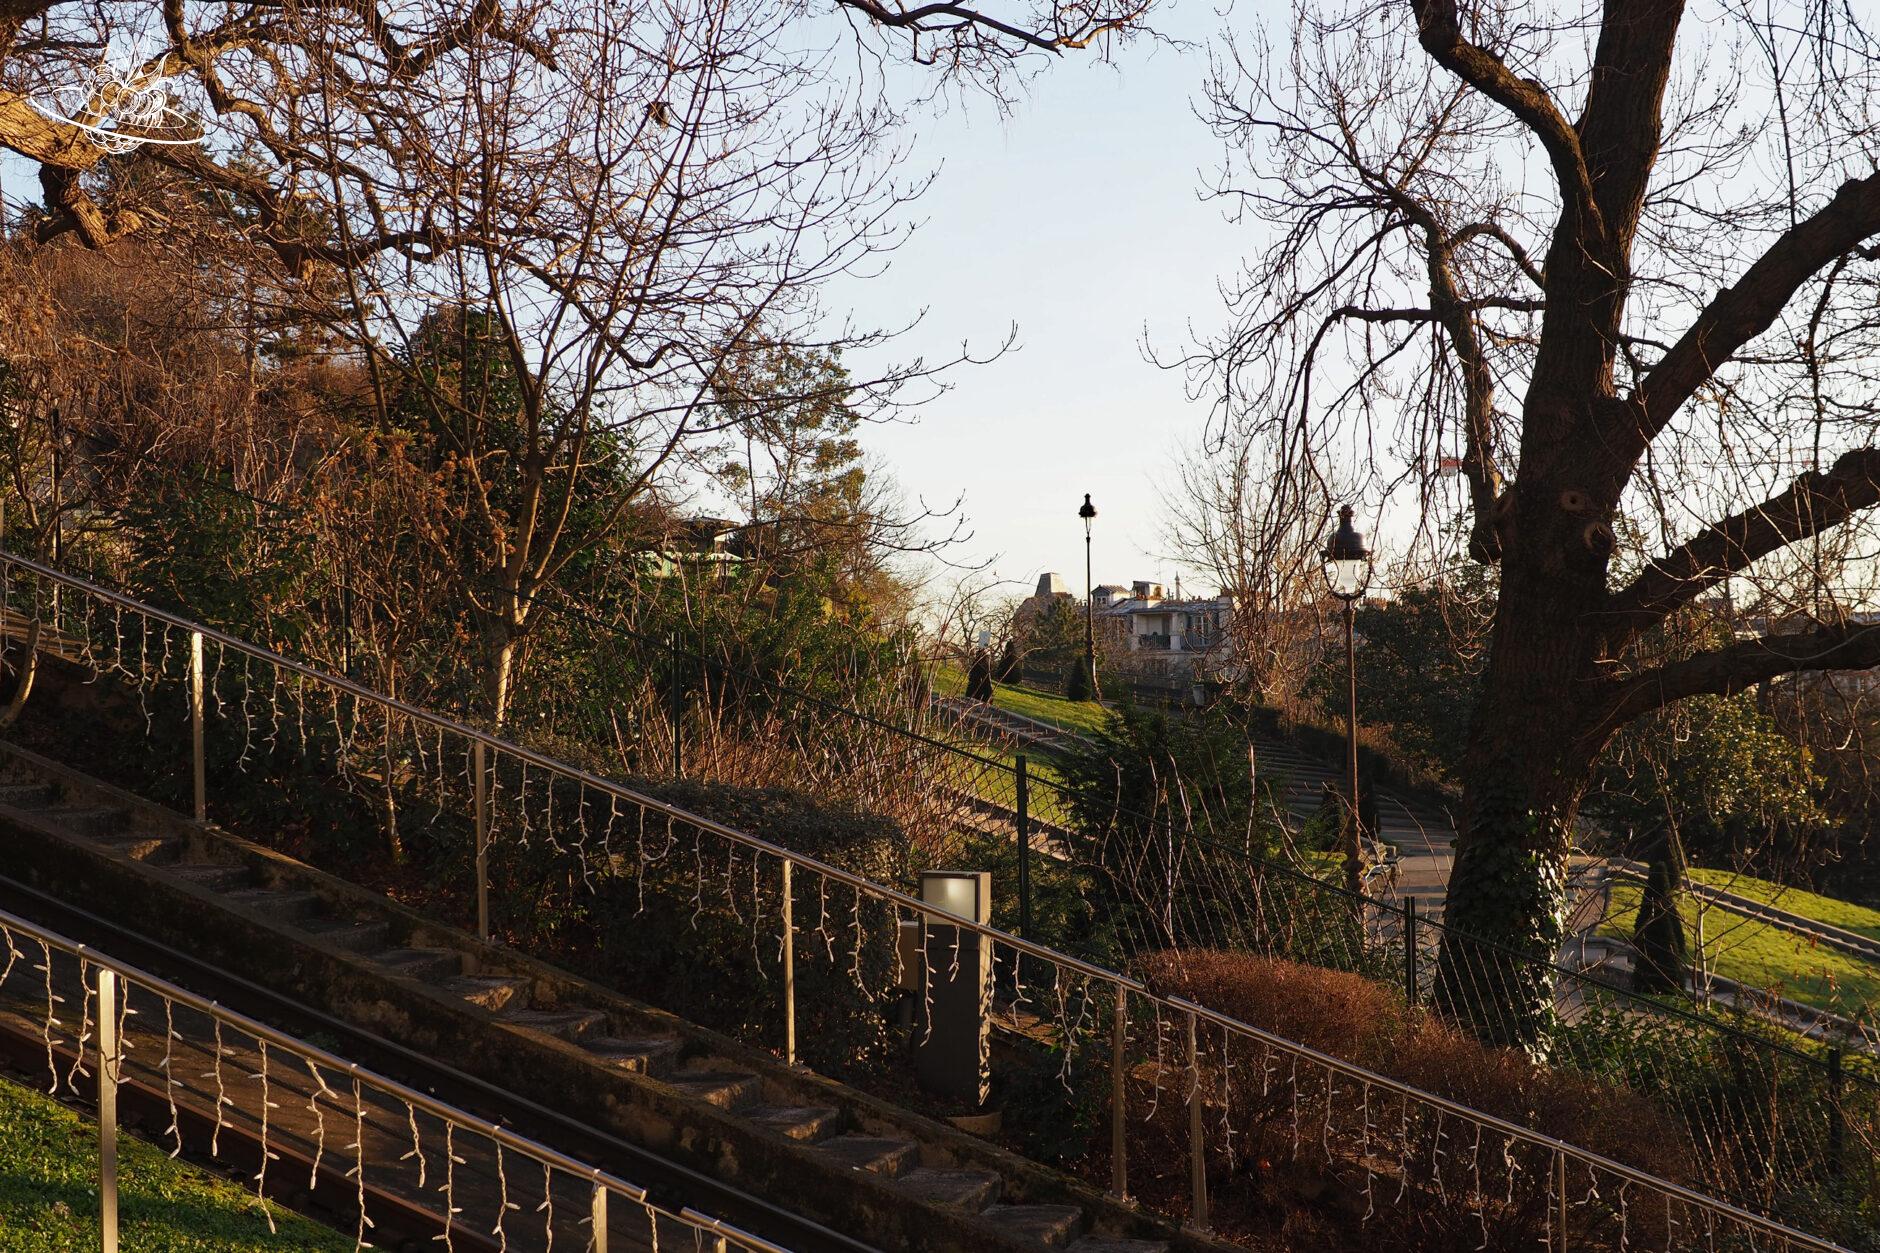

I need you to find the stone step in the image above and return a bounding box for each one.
[43,805,126,837]
[444,974,533,1013]
[0,741,1202,1253]
[0,782,57,808]
[982,1204,1085,1247]
[372,947,464,982]
[664,1069,762,1110]
[1066,1239,1170,1253]
[223,887,322,920]
[169,862,251,891]
[299,917,393,953]
[744,1103,841,1142]
[897,1166,1002,1212]
[90,829,179,862]
[584,1035,683,1076]
[811,1133,918,1178]
[502,1006,608,1041]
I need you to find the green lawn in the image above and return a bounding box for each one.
[941,733,1077,827]
[929,663,1113,738]
[0,1071,354,1252]
[1598,884,1880,1019]
[1687,867,1880,943]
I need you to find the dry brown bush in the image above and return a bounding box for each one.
[1117,949,1690,1251]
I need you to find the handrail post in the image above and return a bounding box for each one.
[1556,1148,1569,1253]
[1015,754,1032,939]
[1110,983,1129,1202]
[1827,1046,1845,1176]
[669,633,684,779]
[1403,896,1418,1007]
[1186,1009,1208,1232]
[96,965,120,1253]
[782,858,796,1068]
[474,740,490,942]
[189,630,206,822]
[591,1181,608,1252]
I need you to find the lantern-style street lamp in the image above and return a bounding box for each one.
[1078,493,1099,699]
[1322,505,1372,897]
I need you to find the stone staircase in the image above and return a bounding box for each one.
[0,740,1198,1253]
[1251,734,1455,857]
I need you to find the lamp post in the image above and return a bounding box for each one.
[1322,505,1372,898]
[1079,493,1099,698]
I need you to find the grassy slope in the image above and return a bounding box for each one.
[930,664,1112,738]
[940,733,1076,827]
[1687,867,1880,943]
[1598,884,1880,1018]
[0,1072,354,1252]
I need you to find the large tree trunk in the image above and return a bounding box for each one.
[1435,461,1614,1053]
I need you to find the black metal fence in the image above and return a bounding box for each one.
[24,520,1880,1245]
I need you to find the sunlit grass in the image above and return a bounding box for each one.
[0,1072,354,1251]
[1687,867,1880,944]
[1597,884,1880,1019]
[928,663,1113,737]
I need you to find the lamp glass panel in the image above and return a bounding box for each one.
[922,874,980,923]
[1327,557,1369,598]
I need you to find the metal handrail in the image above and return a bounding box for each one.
[0,550,1853,1253]
[0,902,790,1252]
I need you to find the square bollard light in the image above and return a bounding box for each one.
[914,870,991,1109]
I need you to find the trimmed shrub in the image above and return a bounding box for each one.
[1124,950,1689,1251]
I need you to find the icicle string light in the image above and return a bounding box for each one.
[162,999,183,1156]
[402,1101,428,1189]
[308,1058,333,1189]
[65,957,94,1092]
[254,1041,279,1233]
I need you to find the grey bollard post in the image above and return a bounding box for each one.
[913,871,991,1109]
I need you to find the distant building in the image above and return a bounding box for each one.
[1094,582,1235,681]
[641,516,745,580]
[1011,572,1235,685]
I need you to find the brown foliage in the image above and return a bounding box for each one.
[1119,949,1688,1251]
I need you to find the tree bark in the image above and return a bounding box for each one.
[1435,464,1613,1051]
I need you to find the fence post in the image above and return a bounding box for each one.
[474,740,490,942]
[1015,754,1032,939]
[1110,983,1129,1202]
[669,634,684,779]
[590,1181,608,1252]
[1186,1009,1208,1232]
[189,630,206,823]
[782,858,796,1068]
[96,965,120,1253]
[1827,1046,1845,1176]
[1555,1148,1568,1253]
[1403,896,1418,1007]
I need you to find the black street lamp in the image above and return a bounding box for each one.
[1078,494,1099,699]
[1322,505,1372,898]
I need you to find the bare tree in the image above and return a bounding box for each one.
[1181,0,1880,1045]
[1165,427,1336,708]
[0,0,1157,724]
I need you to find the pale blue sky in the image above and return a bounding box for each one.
[830,10,1271,603]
